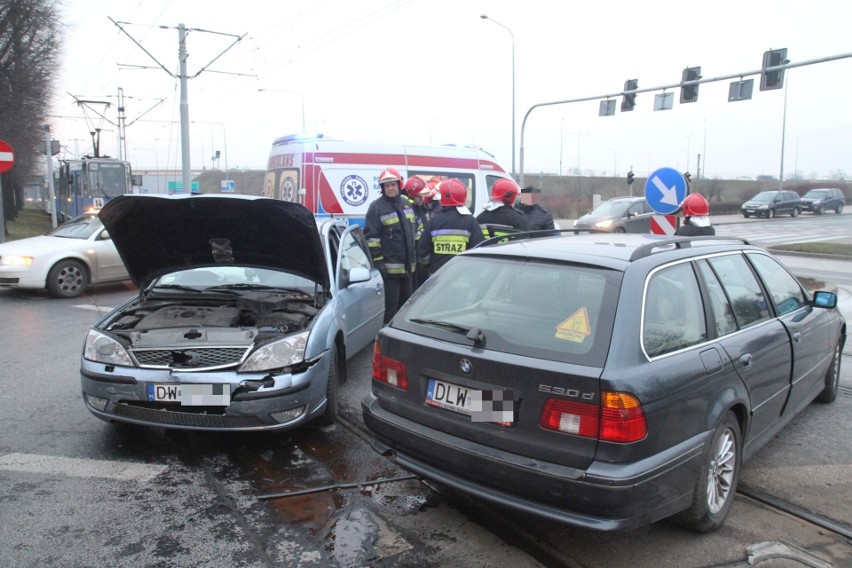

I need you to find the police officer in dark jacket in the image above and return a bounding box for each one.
[365,167,418,323]
[476,178,528,239]
[418,179,484,277]
[515,186,556,230]
[674,193,715,236]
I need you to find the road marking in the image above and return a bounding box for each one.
[0,452,167,482]
[73,304,115,313]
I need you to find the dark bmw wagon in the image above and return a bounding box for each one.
[362,233,845,532]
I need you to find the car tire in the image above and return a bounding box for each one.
[791,207,799,217]
[768,209,775,219]
[817,205,825,215]
[816,339,842,403]
[316,342,340,425]
[743,213,750,218]
[613,226,626,234]
[46,259,88,298]
[673,412,741,532]
[836,204,844,214]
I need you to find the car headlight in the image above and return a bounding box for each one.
[239,330,309,372]
[758,204,768,209]
[0,255,33,267]
[595,219,614,229]
[84,330,133,366]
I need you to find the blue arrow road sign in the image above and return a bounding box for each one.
[644,167,688,214]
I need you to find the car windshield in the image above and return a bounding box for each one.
[803,190,828,199]
[49,215,103,239]
[590,200,633,216]
[155,266,319,293]
[751,192,777,203]
[397,255,621,367]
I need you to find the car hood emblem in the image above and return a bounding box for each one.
[459,358,472,374]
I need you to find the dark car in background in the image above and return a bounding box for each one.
[800,188,845,214]
[362,233,845,532]
[573,196,654,233]
[741,190,801,218]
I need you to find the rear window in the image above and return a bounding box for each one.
[396,256,621,367]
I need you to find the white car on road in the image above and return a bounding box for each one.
[0,212,128,297]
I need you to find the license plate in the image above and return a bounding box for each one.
[425,379,516,424]
[425,378,476,415]
[146,383,230,406]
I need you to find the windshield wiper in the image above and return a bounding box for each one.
[409,319,486,346]
[206,284,306,294]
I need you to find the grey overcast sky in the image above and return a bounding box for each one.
[52,0,852,180]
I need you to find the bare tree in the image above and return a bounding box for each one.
[0,0,62,228]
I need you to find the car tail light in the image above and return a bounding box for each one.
[599,391,647,443]
[540,391,647,443]
[540,399,599,437]
[371,342,409,390]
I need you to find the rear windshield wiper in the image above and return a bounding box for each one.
[410,318,486,346]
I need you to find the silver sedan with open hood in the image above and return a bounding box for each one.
[80,194,384,431]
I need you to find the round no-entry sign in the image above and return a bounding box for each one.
[0,139,14,173]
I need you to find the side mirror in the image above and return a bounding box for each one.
[812,290,837,309]
[344,267,371,287]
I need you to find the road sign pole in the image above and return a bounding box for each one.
[43,126,58,228]
[0,175,6,243]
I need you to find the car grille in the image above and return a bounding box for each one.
[113,403,264,429]
[130,347,250,370]
[0,278,20,284]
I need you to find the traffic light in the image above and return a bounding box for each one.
[621,79,638,112]
[760,48,788,91]
[680,66,701,104]
[627,171,635,185]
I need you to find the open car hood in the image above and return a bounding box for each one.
[99,194,329,289]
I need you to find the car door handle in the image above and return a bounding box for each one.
[375,283,384,295]
[792,331,801,343]
[739,353,753,368]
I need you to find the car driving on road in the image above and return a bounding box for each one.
[0,211,129,297]
[573,196,654,233]
[81,194,384,431]
[741,190,801,218]
[800,188,845,215]
[362,232,845,532]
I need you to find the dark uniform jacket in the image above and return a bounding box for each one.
[476,205,528,238]
[418,207,485,275]
[515,202,555,231]
[365,194,417,277]
[674,219,715,236]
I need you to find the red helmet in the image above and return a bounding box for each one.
[378,167,403,190]
[490,178,520,204]
[403,177,427,197]
[681,193,710,216]
[438,178,467,207]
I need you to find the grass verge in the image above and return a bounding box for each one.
[771,242,852,257]
[5,205,53,241]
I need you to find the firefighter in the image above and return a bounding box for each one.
[476,178,528,239]
[675,193,715,236]
[418,178,484,278]
[365,167,418,323]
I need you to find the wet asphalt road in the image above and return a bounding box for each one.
[1,217,851,566]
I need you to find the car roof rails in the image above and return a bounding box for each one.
[628,236,752,262]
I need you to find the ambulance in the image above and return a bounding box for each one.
[262,134,513,224]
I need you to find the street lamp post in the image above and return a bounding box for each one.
[480,15,515,178]
[559,118,564,176]
[607,147,617,177]
[257,89,306,133]
[191,121,229,180]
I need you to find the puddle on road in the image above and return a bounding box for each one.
[229,424,415,533]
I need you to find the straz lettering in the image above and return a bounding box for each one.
[538,384,595,401]
[434,241,465,254]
